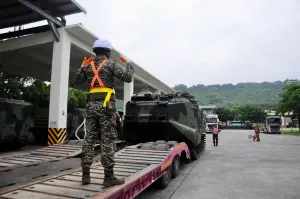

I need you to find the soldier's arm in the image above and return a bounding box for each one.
[69,66,88,86]
[110,61,134,83]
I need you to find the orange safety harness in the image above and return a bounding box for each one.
[90,59,108,89]
[82,57,115,107]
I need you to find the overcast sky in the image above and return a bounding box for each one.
[5,0,299,87]
[65,0,300,87]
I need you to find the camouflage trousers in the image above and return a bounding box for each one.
[81,100,117,169]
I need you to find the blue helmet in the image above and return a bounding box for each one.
[92,39,112,51]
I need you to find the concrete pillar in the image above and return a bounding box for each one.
[123,78,134,116]
[48,29,71,145]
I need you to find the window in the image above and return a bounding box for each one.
[267,118,281,123]
[206,118,218,123]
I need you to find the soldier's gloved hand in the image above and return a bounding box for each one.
[120,55,133,64]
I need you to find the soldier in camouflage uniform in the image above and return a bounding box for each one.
[170,91,190,103]
[70,39,134,187]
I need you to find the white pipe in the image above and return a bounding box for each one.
[75,118,86,141]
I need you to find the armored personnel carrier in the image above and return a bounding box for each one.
[121,91,207,160]
[0,98,86,147]
[0,98,34,149]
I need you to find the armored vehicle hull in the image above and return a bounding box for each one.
[122,92,206,160]
[0,98,34,149]
[0,98,86,147]
[32,107,85,144]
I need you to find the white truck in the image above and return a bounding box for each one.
[263,115,282,134]
[206,114,219,133]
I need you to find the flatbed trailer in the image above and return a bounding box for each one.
[0,144,82,172]
[0,141,190,199]
[0,140,104,172]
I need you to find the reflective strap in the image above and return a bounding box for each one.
[89,87,116,107]
[90,60,108,88]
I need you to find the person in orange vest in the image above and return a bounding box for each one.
[212,122,219,146]
[255,122,260,142]
[70,39,134,187]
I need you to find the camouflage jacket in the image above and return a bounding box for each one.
[70,55,134,89]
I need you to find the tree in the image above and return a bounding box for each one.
[0,72,33,100]
[215,107,234,121]
[276,82,300,126]
[173,84,189,92]
[68,88,87,108]
[221,104,266,122]
[173,81,286,108]
[22,80,50,108]
[239,104,266,123]
[229,105,242,120]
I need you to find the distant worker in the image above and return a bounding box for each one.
[115,106,121,122]
[70,39,134,187]
[212,122,219,146]
[255,122,260,142]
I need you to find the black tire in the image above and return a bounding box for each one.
[171,155,180,178]
[140,142,155,150]
[152,143,171,151]
[155,166,172,189]
[167,141,179,148]
[167,141,178,145]
[155,140,167,144]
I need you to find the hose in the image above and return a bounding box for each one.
[75,118,86,141]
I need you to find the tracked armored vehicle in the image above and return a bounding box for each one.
[0,98,34,149]
[121,91,207,160]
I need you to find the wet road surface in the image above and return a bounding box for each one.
[137,130,300,199]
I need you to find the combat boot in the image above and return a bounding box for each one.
[103,168,125,187]
[82,167,91,185]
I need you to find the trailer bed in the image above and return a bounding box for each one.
[0,142,190,199]
[0,143,83,172]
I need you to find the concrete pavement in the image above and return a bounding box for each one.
[138,130,300,199]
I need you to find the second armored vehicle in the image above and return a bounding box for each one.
[121,91,206,160]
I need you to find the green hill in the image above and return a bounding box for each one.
[173,81,286,108]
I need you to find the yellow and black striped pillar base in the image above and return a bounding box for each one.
[48,128,67,145]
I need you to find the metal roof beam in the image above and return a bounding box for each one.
[47,20,60,42]
[17,0,64,27]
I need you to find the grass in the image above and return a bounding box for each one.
[282,128,300,135]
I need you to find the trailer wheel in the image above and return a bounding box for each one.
[171,155,180,178]
[155,166,172,189]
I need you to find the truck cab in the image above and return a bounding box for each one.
[206,114,219,133]
[263,116,282,134]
